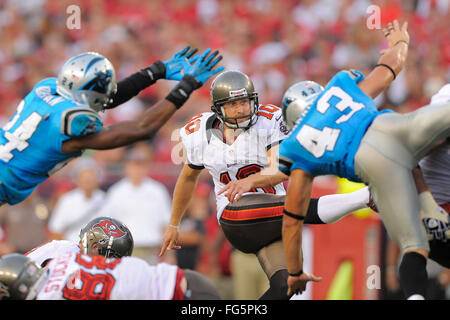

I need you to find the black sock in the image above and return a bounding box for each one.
[259,269,291,300]
[304,199,324,224]
[398,252,428,299]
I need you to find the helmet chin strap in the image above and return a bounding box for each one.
[220,100,256,129]
[221,116,252,129]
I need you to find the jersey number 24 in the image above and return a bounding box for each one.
[0,100,42,162]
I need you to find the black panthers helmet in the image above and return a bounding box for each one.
[79,217,134,258]
[0,254,48,300]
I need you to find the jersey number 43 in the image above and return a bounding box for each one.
[296,87,365,158]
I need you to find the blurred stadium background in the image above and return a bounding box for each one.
[0,0,448,300]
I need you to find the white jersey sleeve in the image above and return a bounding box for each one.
[256,104,290,149]
[25,240,80,267]
[179,112,215,169]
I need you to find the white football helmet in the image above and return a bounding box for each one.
[56,52,117,112]
[281,81,324,130]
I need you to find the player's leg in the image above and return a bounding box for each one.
[183,269,222,300]
[355,142,430,299]
[220,194,290,300]
[405,102,450,160]
[365,102,450,168]
[313,187,371,223]
[256,240,290,300]
[231,249,269,299]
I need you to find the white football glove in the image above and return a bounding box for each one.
[419,191,449,242]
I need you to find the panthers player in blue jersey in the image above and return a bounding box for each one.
[0,47,224,207]
[279,20,450,299]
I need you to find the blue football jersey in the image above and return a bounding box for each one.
[0,78,102,204]
[279,70,393,182]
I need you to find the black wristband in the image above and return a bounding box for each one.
[283,208,305,221]
[165,75,202,109]
[375,63,396,80]
[289,270,303,277]
[394,40,409,47]
[139,60,166,84]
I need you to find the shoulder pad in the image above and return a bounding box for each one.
[255,104,284,129]
[340,69,364,83]
[180,113,214,168]
[61,107,103,137]
[181,112,214,139]
[256,104,281,122]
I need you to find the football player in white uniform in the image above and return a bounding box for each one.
[0,252,221,300]
[0,217,221,300]
[160,71,377,300]
[25,216,134,267]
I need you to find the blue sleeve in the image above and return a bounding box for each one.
[61,108,103,137]
[278,139,314,176]
[278,139,293,175]
[336,69,365,84]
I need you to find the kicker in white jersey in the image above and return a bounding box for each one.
[180,105,289,220]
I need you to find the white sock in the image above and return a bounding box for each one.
[407,294,425,300]
[317,186,370,223]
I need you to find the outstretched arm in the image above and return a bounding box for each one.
[106,46,198,109]
[282,169,321,295]
[62,75,198,153]
[358,20,409,99]
[63,49,225,154]
[219,145,288,203]
[159,164,203,257]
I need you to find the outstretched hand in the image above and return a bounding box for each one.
[287,272,322,296]
[184,48,225,85]
[159,226,181,257]
[162,46,199,81]
[380,20,409,55]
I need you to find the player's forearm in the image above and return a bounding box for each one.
[377,41,408,77]
[91,99,178,150]
[359,42,409,99]
[170,170,201,226]
[251,169,288,189]
[106,62,166,109]
[63,98,178,153]
[283,181,307,273]
[282,170,313,273]
[283,217,304,273]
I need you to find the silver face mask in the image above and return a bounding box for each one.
[56,52,117,112]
